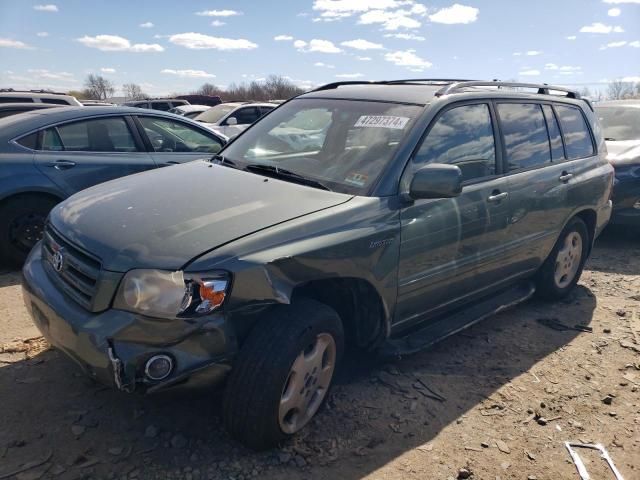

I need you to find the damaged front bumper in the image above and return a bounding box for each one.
[21,245,237,393]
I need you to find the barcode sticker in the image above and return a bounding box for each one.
[354,115,410,129]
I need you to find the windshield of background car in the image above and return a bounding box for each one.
[220,98,423,195]
[194,104,237,124]
[596,106,640,141]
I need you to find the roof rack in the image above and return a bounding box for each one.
[0,88,68,95]
[435,81,581,99]
[385,78,477,85]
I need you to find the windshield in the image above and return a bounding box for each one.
[195,104,237,124]
[596,106,640,141]
[220,98,422,195]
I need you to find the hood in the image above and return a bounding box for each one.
[51,161,353,272]
[605,140,640,167]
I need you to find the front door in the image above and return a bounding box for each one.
[395,102,511,332]
[33,116,155,196]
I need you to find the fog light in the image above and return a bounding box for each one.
[144,355,173,381]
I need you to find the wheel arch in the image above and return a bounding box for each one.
[0,189,64,209]
[572,208,597,255]
[291,277,390,350]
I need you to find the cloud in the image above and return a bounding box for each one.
[359,8,423,30]
[558,66,582,75]
[526,50,542,56]
[566,35,577,40]
[512,52,522,56]
[295,39,342,53]
[341,39,384,50]
[579,22,624,33]
[77,35,164,52]
[100,67,116,73]
[312,0,403,16]
[384,33,425,41]
[168,32,258,50]
[608,7,621,15]
[335,73,364,78]
[314,62,335,68]
[28,69,74,81]
[630,40,640,47]
[544,63,558,70]
[384,49,432,69]
[211,20,226,27]
[600,40,627,49]
[519,69,540,76]
[33,4,58,12]
[36,32,49,37]
[620,76,640,82]
[274,35,294,41]
[139,22,154,28]
[0,38,34,49]
[603,0,640,3]
[195,10,241,17]
[357,56,372,61]
[161,69,216,78]
[428,3,479,24]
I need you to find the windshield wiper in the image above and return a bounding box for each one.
[244,164,332,191]
[210,154,238,169]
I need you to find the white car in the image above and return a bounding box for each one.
[0,89,82,106]
[193,102,277,138]
[168,104,211,119]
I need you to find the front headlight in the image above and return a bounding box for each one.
[114,269,230,318]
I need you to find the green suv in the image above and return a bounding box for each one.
[22,80,613,450]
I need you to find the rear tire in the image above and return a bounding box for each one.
[0,195,58,267]
[223,298,344,451]
[535,217,589,300]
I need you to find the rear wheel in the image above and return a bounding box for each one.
[223,298,344,450]
[0,195,58,267]
[535,217,589,300]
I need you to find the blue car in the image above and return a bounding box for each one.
[0,106,227,265]
[596,100,640,227]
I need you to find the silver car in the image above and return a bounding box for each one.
[193,102,277,138]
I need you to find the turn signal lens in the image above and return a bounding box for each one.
[196,280,227,314]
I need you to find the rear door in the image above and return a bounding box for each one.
[498,102,572,274]
[33,115,155,196]
[134,115,224,166]
[395,102,511,330]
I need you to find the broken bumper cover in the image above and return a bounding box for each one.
[21,245,237,393]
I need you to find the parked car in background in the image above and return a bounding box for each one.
[176,94,222,107]
[0,102,59,119]
[0,89,82,106]
[168,104,210,119]
[194,101,277,138]
[0,106,226,265]
[121,99,189,112]
[21,80,612,450]
[80,100,116,107]
[596,100,640,227]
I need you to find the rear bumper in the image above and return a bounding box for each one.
[21,244,236,393]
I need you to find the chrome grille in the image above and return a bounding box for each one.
[42,226,101,310]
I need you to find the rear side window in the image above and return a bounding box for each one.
[138,116,223,153]
[46,117,139,152]
[41,98,70,105]
[542,105,565,161]
[151,102,171,111]
[497,103,550,171]
[0,97,33,103]
[230,107,260,125]
[16,132,38,149]
[42,128,64,151]
[413,103,496,182]
[555,105,594,159]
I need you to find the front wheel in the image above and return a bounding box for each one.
[223,298,344,450]
[535,217,589,300]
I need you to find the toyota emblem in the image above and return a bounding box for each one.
[51,249,65,272]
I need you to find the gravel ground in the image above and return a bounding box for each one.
[1,228,638,480]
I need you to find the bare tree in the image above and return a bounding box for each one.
[195,83,224,97]
[123,83,148,101]
[83,74,115,100]
[607,80,634,100]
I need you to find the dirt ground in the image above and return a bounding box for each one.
[1,228,639,480]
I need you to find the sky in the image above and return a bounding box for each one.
[0,0,639,97]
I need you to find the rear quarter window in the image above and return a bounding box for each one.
[555,105,594,159]
[16,132,38,149]
[41,98,71,105]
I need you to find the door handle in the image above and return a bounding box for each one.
[487,191,508,203]
[559,172,573,183]
[47,160,76,170]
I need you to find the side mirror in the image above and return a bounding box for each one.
[409,164,463,199]
[226,117,238,126]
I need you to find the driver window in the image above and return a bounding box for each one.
[138,116,223,154]
[412,104,496,182]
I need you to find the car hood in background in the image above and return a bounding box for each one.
[605,140,640,167]
[50,161,353,272]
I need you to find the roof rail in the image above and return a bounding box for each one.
[435,81,581,99]
[0,88,68,95]
[385,78,477,85]
[312,81,387,92]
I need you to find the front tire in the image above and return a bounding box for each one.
[223,298,344,451]
[535,217,589,300]
[0,195,58,267]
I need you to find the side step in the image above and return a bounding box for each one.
[380,281,536,357]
